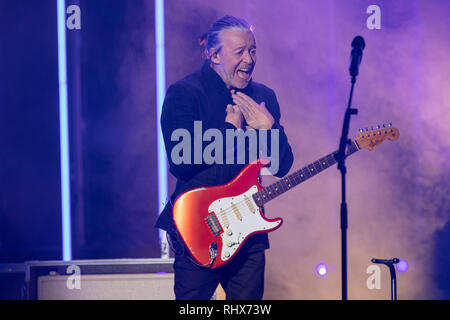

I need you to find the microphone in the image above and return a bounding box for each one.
[371,258,400,265]
[349,36,365,77]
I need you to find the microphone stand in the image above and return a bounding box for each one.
[387,263,398,300]
[336,35,365,301]
[371,258,400,300]
[335,74,358,301]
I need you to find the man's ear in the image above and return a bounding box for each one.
[209,48,220,64]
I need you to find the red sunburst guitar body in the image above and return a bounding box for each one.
[173,158,282,269]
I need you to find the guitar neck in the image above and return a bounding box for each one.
[253,140,360,207]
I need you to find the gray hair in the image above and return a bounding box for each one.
[199,15,253,58]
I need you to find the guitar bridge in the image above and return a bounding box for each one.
[205,213,222,236]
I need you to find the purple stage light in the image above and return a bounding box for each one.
[315,263,328,277]
[396,259,409,273]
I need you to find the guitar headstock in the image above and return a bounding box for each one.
[355,123,399,151]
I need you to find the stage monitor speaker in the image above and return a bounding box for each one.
[25,258,174,300]
[37,273,174,300]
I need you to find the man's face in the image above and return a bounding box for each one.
[210,28,256,89]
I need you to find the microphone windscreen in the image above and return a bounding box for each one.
[352,36,366,50]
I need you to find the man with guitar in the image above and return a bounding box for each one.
[155,15,294,300]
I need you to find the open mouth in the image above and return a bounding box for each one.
[236,67,253,81]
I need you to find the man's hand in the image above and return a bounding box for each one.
[225,103,244,129]
[231,91,274,130]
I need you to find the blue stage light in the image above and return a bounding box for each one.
[56,0,72,261]
[155,0,169,256]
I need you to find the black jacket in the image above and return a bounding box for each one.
[155,61,294,251]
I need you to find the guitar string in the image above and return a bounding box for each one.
[212,174,300,221]
[211,154,342,223]
[205,138,388,230]
[213,166,325,223]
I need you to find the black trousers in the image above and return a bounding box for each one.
[173,248,266,300]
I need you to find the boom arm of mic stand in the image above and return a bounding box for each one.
[336,76,358,166]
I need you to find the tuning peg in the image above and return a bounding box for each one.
[376,124,381,129]
[388,122,392,127]
[359,128,364,133]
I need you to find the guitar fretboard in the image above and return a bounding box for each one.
[252,141,360,207]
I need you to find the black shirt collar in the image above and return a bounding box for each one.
[200,61,253,97]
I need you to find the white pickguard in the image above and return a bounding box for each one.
[207,185,281,262]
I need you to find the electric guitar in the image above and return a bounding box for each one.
[173,125,400,268]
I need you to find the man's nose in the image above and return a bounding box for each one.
[242,50,254,64]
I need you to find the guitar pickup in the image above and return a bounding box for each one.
[205,213,222,237]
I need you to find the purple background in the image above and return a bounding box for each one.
[1,0,449,299]
[164,0,450,299]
